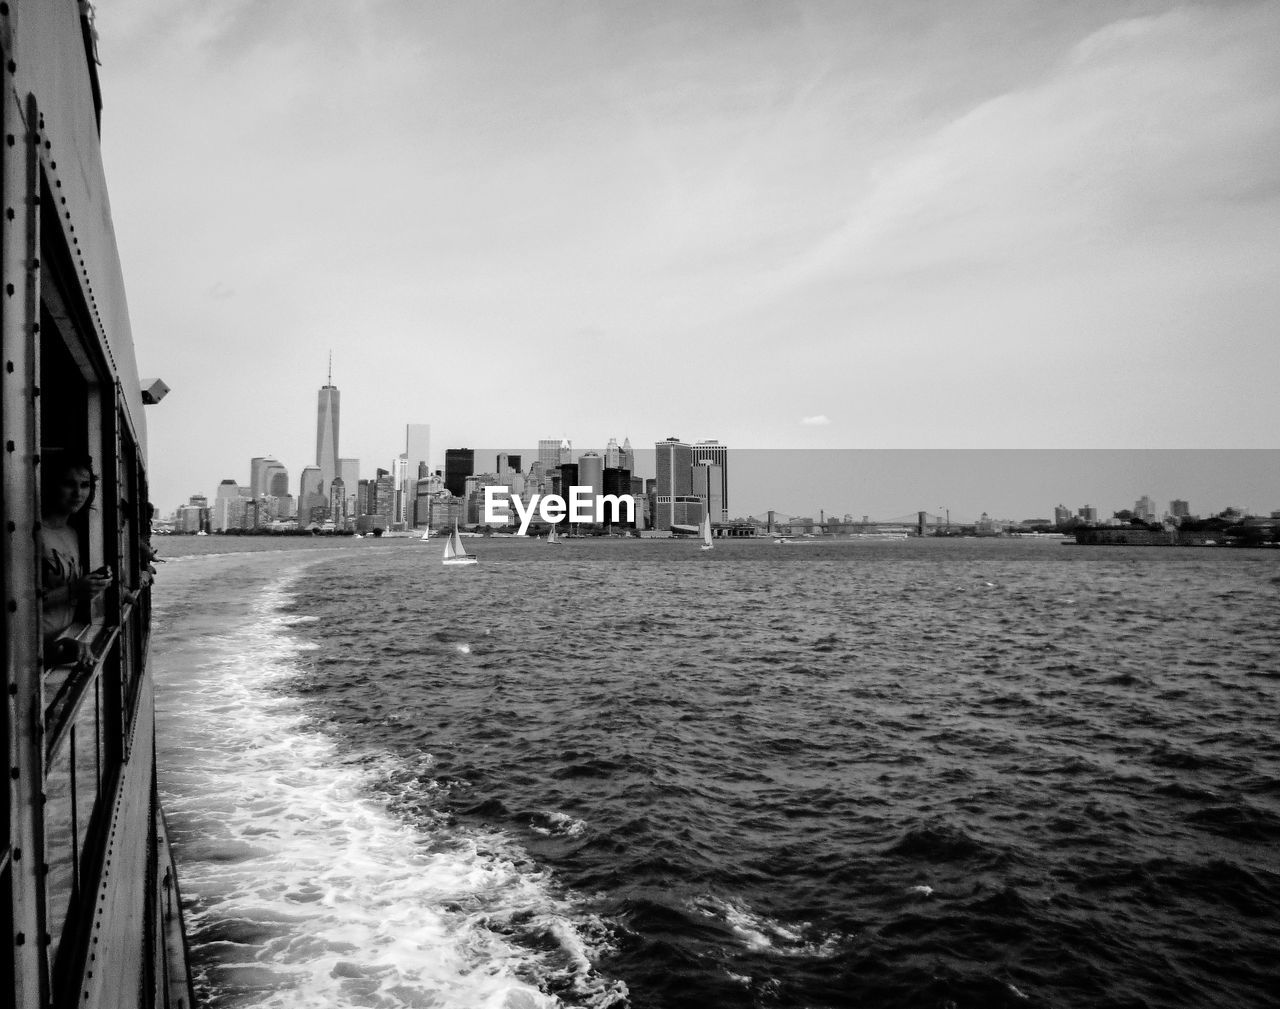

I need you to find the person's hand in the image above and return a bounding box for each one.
[79,566,112,600]
[50,636,93,668]
[71,639,95,670]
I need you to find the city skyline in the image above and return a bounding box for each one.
[175,363,1280,525]
[187,429,1280,529]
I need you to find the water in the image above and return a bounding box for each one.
[150,537,1280,1008]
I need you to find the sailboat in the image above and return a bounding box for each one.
[442,522,478,565]
[420,526,430,541]
[546,523,562,545]
[700,514,714,550]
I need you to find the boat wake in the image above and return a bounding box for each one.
[152,559,627,1008]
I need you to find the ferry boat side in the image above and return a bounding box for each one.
[2,3,194,1008]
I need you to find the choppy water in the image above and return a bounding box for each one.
[150,537,1280,1008]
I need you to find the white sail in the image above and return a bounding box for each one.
[547,523,561,544]
[421,527,430,541]
[442,522,476,564]
[700,514,714,549]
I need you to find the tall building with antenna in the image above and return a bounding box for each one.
[316,354,340,497]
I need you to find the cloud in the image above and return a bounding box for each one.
[772,4,1280,297]
[801,415,831,426]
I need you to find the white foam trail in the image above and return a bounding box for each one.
[691,895,843,959]
[530,812,588,839]
[153,563,626,1009]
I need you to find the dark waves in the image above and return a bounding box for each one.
[278,539,1280,1008]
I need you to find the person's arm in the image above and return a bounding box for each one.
[45,566,112,607]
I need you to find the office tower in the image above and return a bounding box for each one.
[605,438,620,469]
[393,455,410,524]
[655,437,693,530]
[411,477,438,528]
[372,469,395,529]
[577,452,604,499]
[213,479,243,532]
[1134,495,1156,522]
[328,477,346,524]
[338,458,359,513]
[603,467,633,528]
[497,453,522,480]
[691,440,728,522]
[250,457,282,498]
[266,464,289,497]
[1079,504,1098,523]
[316,362,340,495]
[538,439,560,475]
[444,449,474,498]
[406,424,431,472]
[176,503,208,533]
[691,462,724,526]
[298,465,324,509]
[656,438,692,497]
[1169,499,1190,519]
[556,463,578,503]
[249,457,266,497]
[621,437,634,475]
[1054,504,1072,526]
[559,439,572,466]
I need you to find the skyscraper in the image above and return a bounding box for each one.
[691,462,724,525]
[655,437,694,531]
[372,469,394,529]
[328,477,347,525]
[250,457,270,497]
[656,438,692,497]
[577,452,604,503]
[603,467,634,528]
[444,449,474,498]
[393,456,410,524]
[266,464,289,498]
[691,440,728,522]
[316,360,340,495]
[339,458,360,498]
[538,439,561,476]
[251,457,288,499]
[497,453,522,480]
[298,465,326,524]
[406,424,431,472]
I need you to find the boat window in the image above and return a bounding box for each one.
[73,684,103,888]
[35,169,117,997]
[38,310,96,659]
[43,741,76,973]
[42,685,106,995]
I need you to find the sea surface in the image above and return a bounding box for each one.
[149,536,1280,1009]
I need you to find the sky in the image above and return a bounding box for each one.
[92,1,1280,514]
